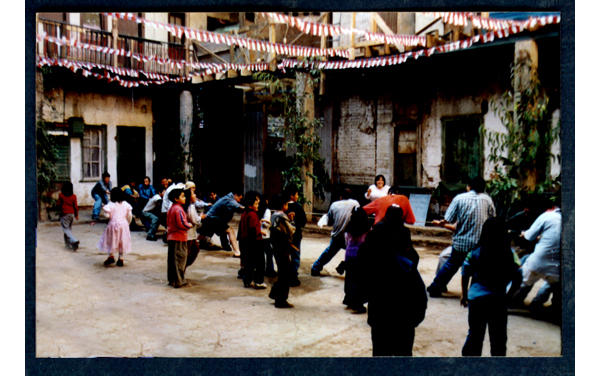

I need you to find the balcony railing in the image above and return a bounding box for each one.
[37,18,186,76]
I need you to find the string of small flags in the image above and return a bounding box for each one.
[423,12,560,31]
[260,12,426,47]
[37,55,270,86]
[278,24,544,72]
[36,56,185,87]
[104,13,350,59]
[37,31,221,71]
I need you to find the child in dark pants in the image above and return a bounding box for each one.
[238,191,267,289]
[166,188,192,288]
[343,207,371,313]
[268,194,297,308]
[57,181,79,251]
[461,217,522,356]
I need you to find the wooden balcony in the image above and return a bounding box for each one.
[37,18,186,76]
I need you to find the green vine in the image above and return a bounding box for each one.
[481,52,561,217]
[37,121,59,216]
[254,66,331,203]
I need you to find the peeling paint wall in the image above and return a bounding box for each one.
[37,73,154,206]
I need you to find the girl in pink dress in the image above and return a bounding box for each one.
[98,188,133,267]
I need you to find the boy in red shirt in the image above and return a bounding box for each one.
[166,187,192,288]
[57,182,79,251]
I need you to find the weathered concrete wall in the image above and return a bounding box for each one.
[421,93,500,188]
[375,93,394,183]
[336,95,377,185]
[37,74,153,206]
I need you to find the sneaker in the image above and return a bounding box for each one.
[72,241,80,251]
[254,283,267,290]
[336,261,346,275]
[275,300,294,309]
[289,278,301,287]
[244,282,254,288]
[146,235,157,241]
[116,259,124,267]
[310,269,322,277]
[104,256,115,266]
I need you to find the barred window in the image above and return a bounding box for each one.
[82,128,103,180]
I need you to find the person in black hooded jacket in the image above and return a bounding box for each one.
[358,204,427,356]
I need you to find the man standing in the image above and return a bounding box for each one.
[426,176,496,297]
[311,189,360,276]
[91,172,112,221]
[198,189,244,257]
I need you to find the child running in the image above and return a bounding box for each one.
[343,207,371,313]
[166,187,192,288]
[238,191,267,289]
[268,194,297,308]
[57,181,79,251]
[460,217,522,356]
[98,188,132,267]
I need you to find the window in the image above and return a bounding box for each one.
[442,116,482,184]
[81,13,103,30]
[47,126,71,182]
[82,128,104,180]
[168,13,185,44]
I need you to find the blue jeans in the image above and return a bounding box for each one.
[429,246,468,291]
[312,234,346,272]
[462,295,508,356]
[92,193,108,219]
[140,211,160,237]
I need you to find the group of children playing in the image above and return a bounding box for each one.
[54,173,556,357]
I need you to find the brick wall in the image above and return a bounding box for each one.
[336,95,377,185]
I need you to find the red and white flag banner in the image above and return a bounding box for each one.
[278,19,550,72]
[260,12,427,47]
[423,12,560,31]
[104,13,349,59]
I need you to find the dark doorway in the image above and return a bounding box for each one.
[442,116,482,184]
[116,126,146,187]
[394,118,418,186]
[198,85,244,196]
[243,105,266,194]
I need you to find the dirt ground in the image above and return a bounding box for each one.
[35,218,561,358]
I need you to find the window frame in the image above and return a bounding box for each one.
[81,125,107,182]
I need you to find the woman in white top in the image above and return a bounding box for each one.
[365,175,390,202]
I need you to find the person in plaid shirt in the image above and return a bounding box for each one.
[427,176,496,297]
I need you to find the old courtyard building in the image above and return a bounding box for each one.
[35,11,561,218]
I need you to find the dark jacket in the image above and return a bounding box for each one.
[359,222,427,328]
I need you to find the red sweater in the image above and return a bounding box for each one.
[57,193,78,217]
[239,210,262,243]
[167,203,192,242]
[363,195,416,225]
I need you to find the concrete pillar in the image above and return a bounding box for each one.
[180,90,193,180]
[295,72,314,221]
[514,39,539,190]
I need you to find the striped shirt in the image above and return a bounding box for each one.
[445,190,496,252]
